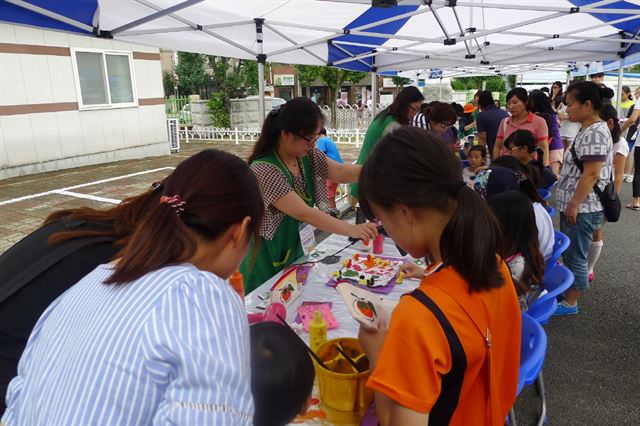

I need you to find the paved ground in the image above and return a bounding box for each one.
[1,140,638,425]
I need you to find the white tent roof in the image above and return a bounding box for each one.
[2,0,640,74]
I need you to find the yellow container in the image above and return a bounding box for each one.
[314,338,374,413]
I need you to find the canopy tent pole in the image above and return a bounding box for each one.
[371,71,377,117]
[566,70,571,86]
[616,67,624,112]
[255,18,266,125]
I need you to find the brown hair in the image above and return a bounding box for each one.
[359,126,504,292]
[44,186,163,247]
[106,149,263,284]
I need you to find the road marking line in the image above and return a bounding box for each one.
[54,190,121,205]
[0,167,174,206]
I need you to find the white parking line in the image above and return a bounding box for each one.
[0,167,174,206]
[54,190,121,205]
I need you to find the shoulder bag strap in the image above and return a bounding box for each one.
[408,289,467,426]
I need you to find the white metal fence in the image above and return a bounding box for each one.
[179,127,366,147]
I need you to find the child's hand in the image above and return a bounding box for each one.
[400,261,425,279]
[358,318,388,369]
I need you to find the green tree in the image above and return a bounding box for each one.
[319,67,368,125]
[162,71,175,97]
[175,52,208,95]
[391,76,412,88]
[295,65,322,98]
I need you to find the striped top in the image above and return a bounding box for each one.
[2,264,253,425]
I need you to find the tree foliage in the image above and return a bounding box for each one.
[391,76,412,87]
[175,52,208,95]
[295,65,322,97]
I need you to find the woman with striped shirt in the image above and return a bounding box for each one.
[2,149,263,425]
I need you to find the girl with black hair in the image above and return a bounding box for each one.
[357,126,520,426]
[350,86,424,200]
[555,81,615,316]
[488,191,545,310]
[250,322,315,426]
[504,129,558,189]
[242,97,377,291]
[550,81,563,110]
[529,90,564,175]
[493,87,550,167]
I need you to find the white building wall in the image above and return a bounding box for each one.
[0,23,169,180]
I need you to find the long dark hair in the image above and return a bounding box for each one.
[249,97,324,164]
[358,126,504,292]
[44,186,162,247]
[489,156,547,207]
[488,191,545,294]
[427,102,457,125]
[250,322,314,426]
[106,149,264,284]
[598,104,621,144]
[529,90,558,147]
[565,81,614,112]
[377,85,424,125]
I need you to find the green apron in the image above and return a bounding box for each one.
[241,150,316,293]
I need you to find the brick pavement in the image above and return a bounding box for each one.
[0,140,361,254]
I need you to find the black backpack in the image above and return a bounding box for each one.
[0,217,117,305]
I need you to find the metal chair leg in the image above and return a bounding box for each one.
[508,407,517,426]
[535,371,547,426]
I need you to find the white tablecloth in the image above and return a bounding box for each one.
[244,232,422,342]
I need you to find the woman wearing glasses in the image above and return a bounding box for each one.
[241,97,377,292]
[350,86,424,200]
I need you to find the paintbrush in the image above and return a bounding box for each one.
[335,342,363,373]
[275,313,330,371]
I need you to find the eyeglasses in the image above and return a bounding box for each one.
[299,133,320,146]
[509,146,524,152]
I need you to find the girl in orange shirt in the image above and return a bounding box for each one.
[357,126,521,426]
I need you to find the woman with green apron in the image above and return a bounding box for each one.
[241,97,378,292]
[349,86,424,200]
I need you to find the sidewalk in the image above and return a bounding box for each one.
[0,141,361,253]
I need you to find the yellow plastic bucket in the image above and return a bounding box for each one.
[314,338,374,413]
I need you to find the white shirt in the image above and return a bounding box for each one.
[614,136,630,158]
[533,202,554,260]
[558,104,581,139]
[2,264,253,425]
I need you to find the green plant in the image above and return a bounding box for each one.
[295,65,322,98]
[208,92,229,127]
[391,76,412,87]
[175,52,208,95]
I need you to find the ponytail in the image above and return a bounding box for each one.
[249,98,324,164]
[441,185,504,291]
[358,126,505,293]
[105,149,264,285]
[106,200,196,284]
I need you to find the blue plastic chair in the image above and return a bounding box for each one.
[527,264,575,325]
[545,231,570,271]
[545,205,557,218]
[508,312,548,426]
[538,188,551,201]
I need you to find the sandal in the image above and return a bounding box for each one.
[626,204,640,211]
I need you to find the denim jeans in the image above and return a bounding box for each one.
[560,211,605,291]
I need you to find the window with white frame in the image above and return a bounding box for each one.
[71,49,137,109]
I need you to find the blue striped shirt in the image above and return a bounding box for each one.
[2,264,253,425]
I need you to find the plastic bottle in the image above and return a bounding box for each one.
[229,271,245,299]
[309,310,327,352]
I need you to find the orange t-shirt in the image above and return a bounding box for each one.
[367,262,521,425]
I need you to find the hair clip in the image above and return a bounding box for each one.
[160,194,186,216]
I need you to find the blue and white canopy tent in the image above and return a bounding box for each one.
[2,0,640,116]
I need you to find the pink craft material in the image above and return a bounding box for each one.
[373,234,385,254]
[297,303,338,332]
[247,302,287,324]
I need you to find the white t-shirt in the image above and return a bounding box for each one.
[558,104,581,139]
[614,136,630,158]
[533,202,554,260]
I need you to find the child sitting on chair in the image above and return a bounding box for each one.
[250,322,315,426]
[488,191,546,310]
[505,129,558,189]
